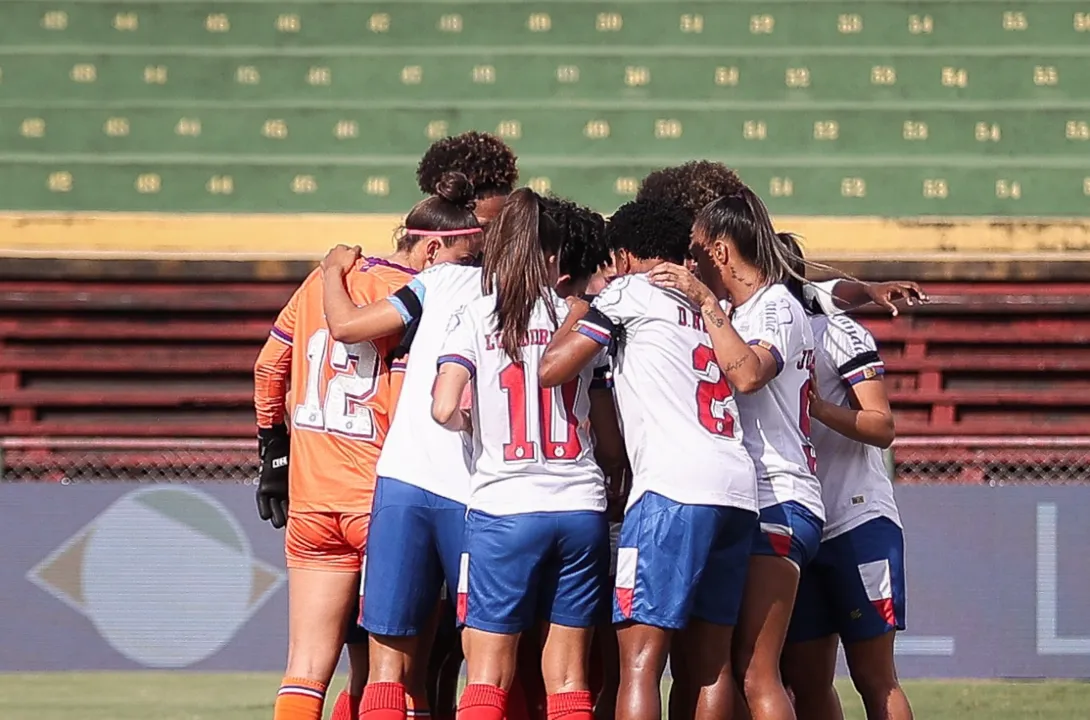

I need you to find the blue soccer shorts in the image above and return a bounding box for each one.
[458,509,609,634]
[751,500,824,568]
[361,476,466,637]
[613,491,757,630]
[787,516,907,645]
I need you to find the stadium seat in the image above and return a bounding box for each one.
[2,1,1090,216]
[859,283,1090,437]
[0,279,289,438]
[2,2,1089,479]
[3,278,1090,442]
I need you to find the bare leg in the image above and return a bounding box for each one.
[843,633,913,720]
[615,623,671,720]
[781,636,842,720]
[732,557,800,720]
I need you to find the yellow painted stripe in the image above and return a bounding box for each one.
[2,212,1089,261]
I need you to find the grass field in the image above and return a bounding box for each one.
[1,673,1088,720]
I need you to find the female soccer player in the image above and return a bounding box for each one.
[415,130,520,720]
[431,188,621,720]
[321,189,614,720]
[646,188,823,720]
[777,233,913,720]
[636,161,927,317]
[540,198,759,720]
[509,195,617,720]
[253,172,482,720]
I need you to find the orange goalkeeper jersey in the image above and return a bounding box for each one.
[254,257,414,513]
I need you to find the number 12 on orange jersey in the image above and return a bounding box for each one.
[293,328,382,440]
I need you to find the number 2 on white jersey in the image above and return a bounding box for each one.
[293,328,381,440]
[692,343,735,437]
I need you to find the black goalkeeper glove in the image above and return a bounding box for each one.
[257,424,290,529]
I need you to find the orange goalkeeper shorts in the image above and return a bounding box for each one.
[285,511,370,572]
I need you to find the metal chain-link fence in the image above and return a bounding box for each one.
[892,438,1090,485]
[0,438,256,483]
[3,437,1090,485]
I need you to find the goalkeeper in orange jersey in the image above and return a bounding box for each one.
[254,172,484,720]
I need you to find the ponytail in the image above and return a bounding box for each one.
[481,188,563,361]
[777,232,809,307]
[695,186,860,293]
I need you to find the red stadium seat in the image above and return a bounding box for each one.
[852,283,1090,438]
[2,278,1088,481]
[0,279,295,439]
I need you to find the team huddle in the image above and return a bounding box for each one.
[254,132,925,720]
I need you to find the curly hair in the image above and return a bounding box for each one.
[606,199,692,265]
[540,195,609,282]
[637,161,745,222]
[416,131,519,199]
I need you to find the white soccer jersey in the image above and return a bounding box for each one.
[730,283,824,520]
[437,292,607,516]
[810,314,902,539]
[802,280,845,317]
[375,263,482,503]
[575,274,758,513]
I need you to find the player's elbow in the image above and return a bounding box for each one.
[732,377,761,394]
[731,371,767,395]
[538,355,566,388]
[431,396,457,427]
[873,412,896,449]
[327,319,357,344]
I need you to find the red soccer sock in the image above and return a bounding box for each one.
[546,691,593,720]
[331,690,361,720]
[457,683,507,720]
[362,682,408,720]
[274,677,327,720]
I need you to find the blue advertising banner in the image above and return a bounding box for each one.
[1,484,1089,678]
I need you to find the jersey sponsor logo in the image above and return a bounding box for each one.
[593,275,630,311]
[761,297,795,333]
[829,313,872,354]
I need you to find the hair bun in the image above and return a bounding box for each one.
[434,171,476,209]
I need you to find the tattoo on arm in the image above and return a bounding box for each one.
[720,355,750,372]
[701,305,726,328]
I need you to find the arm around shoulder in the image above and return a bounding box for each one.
[540,298,605,388]
[322,271,408,344]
